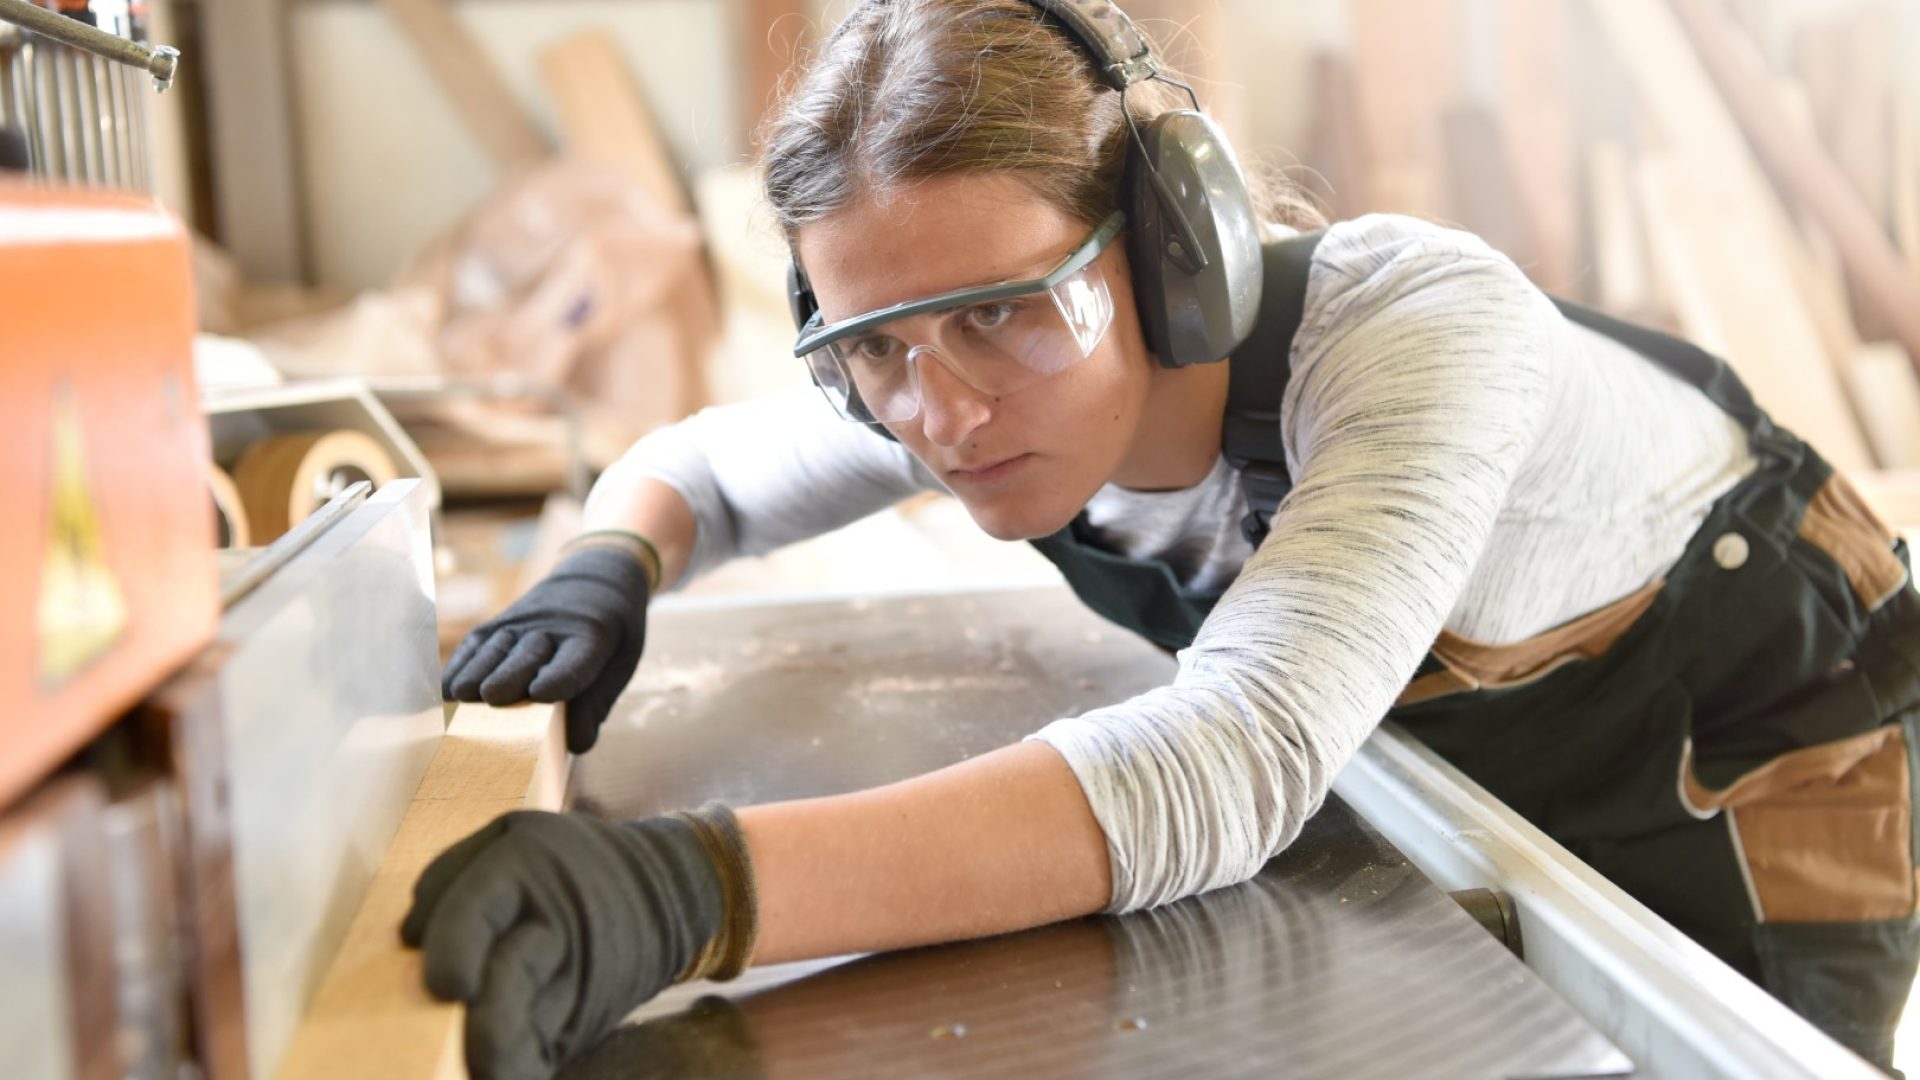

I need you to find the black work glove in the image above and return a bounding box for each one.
[401,807,758,1080]
[443,535,653,753]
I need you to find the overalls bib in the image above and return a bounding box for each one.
[1028,232,1920,1070]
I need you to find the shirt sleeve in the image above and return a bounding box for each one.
[594,385,942,585]
[1030,216,1558,912]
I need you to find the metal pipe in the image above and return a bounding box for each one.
[86,49,112,185]
[31,40,59,174]
[73,49,99,183]
[0,0,176,91]
[18,38,45,171]
[53,44,80,177]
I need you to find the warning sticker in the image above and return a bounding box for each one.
[37,385,126,686]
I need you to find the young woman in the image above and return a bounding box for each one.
[410,1,1920,1076]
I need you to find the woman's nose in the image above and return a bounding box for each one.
[913,350,993,448]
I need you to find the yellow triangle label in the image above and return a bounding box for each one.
[37,387,126,685]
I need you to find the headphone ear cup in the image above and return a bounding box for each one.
[1123,109,1264,368]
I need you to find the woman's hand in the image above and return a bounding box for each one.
[442,535,654,753]
[401,807,752,1080]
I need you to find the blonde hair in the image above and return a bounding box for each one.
[760,0,1322,237]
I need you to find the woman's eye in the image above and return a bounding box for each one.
[851,336,901,361]
[965,301,1019,330]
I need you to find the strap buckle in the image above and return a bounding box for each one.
[1237,462,1293,547]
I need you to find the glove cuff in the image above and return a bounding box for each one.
[563,529,664,592]
[668,802,760,982]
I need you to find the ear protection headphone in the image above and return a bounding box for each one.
[785,0,1264,368]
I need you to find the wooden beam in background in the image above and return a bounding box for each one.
[1441,103,1541,272]
[739,0,808,146]
[1350,0,1461,217]
[377,0,548,173]
[1895,95,1920,279]
[200,0,307,281]
[1591,0,1874,471]
[538,30,689,216]
[1667,0,1920,397]
[1125,0,1248,154]
[1496,0,1578,291]
[1585,141,1658,324]
[1306,51,1369,221]
[1849,344,1920,470]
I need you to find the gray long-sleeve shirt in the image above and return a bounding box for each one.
[602,213,1755,912]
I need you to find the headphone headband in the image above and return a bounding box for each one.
[1019,0,1158,91]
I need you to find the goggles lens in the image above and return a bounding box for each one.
[796,213,1124,424]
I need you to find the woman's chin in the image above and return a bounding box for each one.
[959,494,1078,542]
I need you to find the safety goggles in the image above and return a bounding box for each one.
[794,211,1125,424]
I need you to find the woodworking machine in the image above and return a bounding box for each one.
[1,7,443,1079]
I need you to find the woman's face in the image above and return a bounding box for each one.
[795,173,1156,541]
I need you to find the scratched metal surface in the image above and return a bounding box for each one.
[563,586,1633,1079]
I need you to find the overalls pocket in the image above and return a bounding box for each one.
[1792,472,1912,629]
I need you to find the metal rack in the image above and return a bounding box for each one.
[0,0,177,188]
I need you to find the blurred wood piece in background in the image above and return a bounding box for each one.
[1668,0,1920,398]
[539,30,692,217]
[1494,0,1578,291]
[1441,104,1541,276]
[377,0,548,172]
[740,0,809,146]
[1305,52,1369,221]
[1350,0,1460,218]
[1585,141,1660,326]
[1591,0,1873,472]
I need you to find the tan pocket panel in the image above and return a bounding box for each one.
[1394,577,1665,707]
[1728,726,1916,923]
[1799,472,1910,612]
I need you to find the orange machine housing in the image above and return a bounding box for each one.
[0,183,217,806]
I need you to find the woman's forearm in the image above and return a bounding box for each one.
[738,740,1112,964]
[581,464,699,591]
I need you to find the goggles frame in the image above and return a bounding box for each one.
[792,210,1128,359]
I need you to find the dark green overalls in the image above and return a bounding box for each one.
[1028,233,1920,1071]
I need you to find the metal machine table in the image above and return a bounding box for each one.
[564,586,1631,1079]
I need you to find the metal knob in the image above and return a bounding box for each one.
[0,0,180,91]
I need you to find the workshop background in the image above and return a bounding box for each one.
[6,0,1920,1078]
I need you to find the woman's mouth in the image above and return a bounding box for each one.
[948,453,1035,486]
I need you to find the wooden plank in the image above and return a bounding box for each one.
[739,0,808,146]
[538,30,689,217]
[1306,51,1370,221]
[1851,469,1920,538]
[141,647,250,1080]
[1496,0,1579,291]
[1350,0,1460,216]
[1848,344,1920,470]
[377,0,547,173]
[1589,0,1872,471]
[1636,154,1873,470]
[1789,17,1849,138]
[0,776,118,1080]
[1830,7,1895,342]
[1894,94,1920,279]
[1765,75,1882,450]
[1586,141,1658,323]
[1126,0,1248,154]
[1666,0,1920,396]
[198,0,306,280]
[1441,103,1541,271]
[276,704,569,1080]
[1828,6,1893,228]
